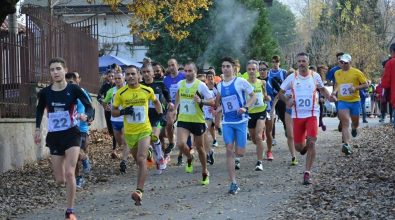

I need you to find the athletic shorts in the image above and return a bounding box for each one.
[80,132,89,151]
[338,101,361,116]
[124,131,151,149]
[46,126,81,156]
[111,121,124,132]
[223,121,248,148]
[177,121,206,136]
[293,116,318,144]
[248,111,267,129]
[149,110,161,127]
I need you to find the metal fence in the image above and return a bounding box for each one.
[0,7,99,118]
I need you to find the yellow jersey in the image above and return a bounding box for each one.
[334,67,367,102]
[237,72,260,80]
[113,84,156,134]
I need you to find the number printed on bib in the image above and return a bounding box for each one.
[297,96,312,107]
[126,106,146,123]
[180,99,196,115]
[48,111,71,132]
[170,85,178,101]
[222,95,239,113]
[254,92,264,107]
[340,83,353,96]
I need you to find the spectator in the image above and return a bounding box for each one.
[382,43,395,127]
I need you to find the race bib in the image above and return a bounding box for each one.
[222,95,239,113]
[180,99,196,115]
[296,95,312,108]
[203,106,213,118]
[126,106,146,123]
[149,94,160,108]
[170,85,179,101]
[48,111,71,132]
[254,92,264,107]
[340,83,353,96]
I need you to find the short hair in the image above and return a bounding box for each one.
[152,62,166,73]
[125,65,140,72]
[208,66,215,70]
[185,62,197,72]
[65,72,77,80]
[390,43,395,53]
[272,55,280,62]
[221,57,236,66]
[309,65,317,71]
[206,70,215,76]
[106,69,113,75]
[49,57,67,67]
[336,52,344,58]
[247,60,259,67]
[297,52,310,60]
[141,64,153,71]
[168,58,178,65]
[259,61,269,68]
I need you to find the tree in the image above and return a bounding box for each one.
[103,0,212,41]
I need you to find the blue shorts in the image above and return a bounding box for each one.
[222,121,247,148]
[111,121,124,131]
[338,101,361,116]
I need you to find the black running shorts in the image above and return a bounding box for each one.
[46,126,81,156]
[177,121,206,136]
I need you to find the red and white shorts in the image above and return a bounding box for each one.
[293,116,318,144]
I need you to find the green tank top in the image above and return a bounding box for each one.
[178,80,205,123]
[248,80,267,113]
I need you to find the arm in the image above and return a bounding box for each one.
[34,89,46,144]
[382,60,392,89]
[103,88,113,104]
[154,99,163,115]
[238,92,256,114]
[75,86,94,121]
[161,83,174,111]
[262,80,271,101]
[174,91,180,113]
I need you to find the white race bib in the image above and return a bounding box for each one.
[170,84,179,101]
[296,94,312,108]
[222,95,239,113]
[254,92,264,107]
[180,99,196,115]
[126,106,146,123]
[340,83,353,96]
[48,111,71,132]
[149,94,160,108]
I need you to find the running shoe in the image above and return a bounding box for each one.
[207,150,214,165]
[158,158,167,170]
[120,160,127,174]
[65,212,77,220]
[228,182,240,195]
[303,171,312,185]
[185,156,194,173]
[76,176,85,189]
[82,157,91,174]
[201,173,209,185]
[235,159,240,170]
[255,161,263,171]
[217,128,222,136]
[379,118,384,123]
[212,140,218,147]
[351,128,357,137]
[131,190,143,206]
[272,139,277,146]
[177,155,183,166]
[266,151,274,160]
[363,120,368,123]
[291,157,298,166]
[164,143,175,155]
[342,143,352,156]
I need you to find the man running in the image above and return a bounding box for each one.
[278,52,333,185]
[112,65,163,205]
[216,57,256,194]
[174,62,214,185]
[141,64,172,174]
[332,54,368,155]
[34,57,94,220]
[163,58,184,165]
[246,60,271,171]
[103,72,129,173]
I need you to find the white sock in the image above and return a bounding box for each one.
[154,140,163,161]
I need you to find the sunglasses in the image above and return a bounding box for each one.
[340,61,349,64]
[259,68,267,71]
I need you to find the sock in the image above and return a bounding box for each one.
[136,188,144,193]
[235,157,240,162]
[66,208,74,214]
[112,136,117,150]
[153,140,163,161]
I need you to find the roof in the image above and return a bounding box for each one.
[23,0,127,7]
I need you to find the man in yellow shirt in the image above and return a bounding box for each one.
[333,54,368,155]
[112,65,163,206]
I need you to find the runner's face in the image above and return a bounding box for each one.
[247,63,257,79]
[50,62,67,83]
[167,59,178,74]
[114,73,124,87]
[153,65,163,79]
[184,64,196,81]
[221,61,234,77]
[141,67,154,82]
[207,74,214,83]
[297,56,309,72]
[272,60,280,69]
[107,73,115,83]
[125,68,139,86]
[259,65,268,79]
[340,61,351,71]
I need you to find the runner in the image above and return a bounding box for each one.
[111,65,163,206]
[65,72,93,189]
[215,57,256,194]
[246,60,271,171]
[278,52,334,185]
[141,64,172,174]
[174,62,214,185]
[152,62,168,147]
[34,57,94,220]
[332,54,368,155]
[102,72,128,174]
[163,58,184,165]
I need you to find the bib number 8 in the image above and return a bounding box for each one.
[226,102,233,111]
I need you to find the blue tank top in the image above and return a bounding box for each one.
[220,77,247,123]
[163,72,185,103]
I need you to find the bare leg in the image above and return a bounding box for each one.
[64,147,80,208]
[339,110,351,144]
[136,136,151,190]
[285,112,295,158]
[193,135,208,174]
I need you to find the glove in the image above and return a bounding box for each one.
[120,106,134,116]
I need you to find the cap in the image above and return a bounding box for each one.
[340,54,352,63]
